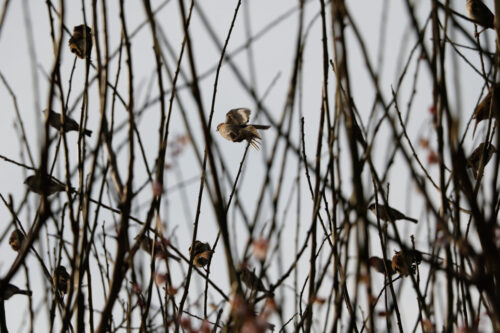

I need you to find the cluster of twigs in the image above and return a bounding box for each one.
[0,0,499,332]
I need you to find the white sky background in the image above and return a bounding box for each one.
[0,0,496,331]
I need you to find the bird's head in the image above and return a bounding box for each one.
[24,176,34,185]
[216,123,223,132]
[74,25,91,35]
[368,203,376,210]
[189,240,201,254]
[368,256,380,266]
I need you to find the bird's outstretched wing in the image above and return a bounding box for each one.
[226,108,251,125]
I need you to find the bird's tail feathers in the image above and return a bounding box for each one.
[249,139,261,150]
[251,125,270,130]
[19,290,33,296]
[405,217,418,224]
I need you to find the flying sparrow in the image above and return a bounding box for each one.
[53,265,70,294]
[237,265,273,297]
[217,108,270,149]
[138,235,180,262]
[189,240,213,268]
[9,229,25,252]
[472,84,500,136]
[466,0,494,35]
[391,250,422,277]
[368,256,395,276]
[0,283,32,300]
[69,25,92,59]
[467,142,496,178]
[46,109,92,137]
[24,174,73,195]
[368,203,418,223]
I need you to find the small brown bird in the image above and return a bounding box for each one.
[138,235,180,262]
[391,250,422,277]
[53,265,70,294]
[217,108,270,149]
[46,109,92,137]
[466,0,495,34]
[189,240,213,268]
[237,265,273,297]
[368,203,418,224]
[368,256,395,276]
[24,174,72,195]
[467,142,496,178]
[69,25,92,59]
[9,229,25,251]
[0,283,32,300]
[472,84,500,136]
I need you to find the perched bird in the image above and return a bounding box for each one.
[406,249,423,265]
[189,240,213,268]
[467,142,496,178]
[53,265,70,294]
[46,109,92,137]
[217,108,270,149]
[229,294,276,332]
[0,283,32,300]
[368,203,418,224]
[69,25,92,59]
[368,256,395,276]
[391,250,423,277]
[237,265,273,297]
[466,0,494,34]
[138,235,180,262]
[472,84,500,136]
[9,229,25,252]
[24,174,72,195]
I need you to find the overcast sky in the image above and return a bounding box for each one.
[0,0,496,331]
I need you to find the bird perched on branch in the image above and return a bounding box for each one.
[472,84,500,136]
[9,229,25,252]
[189,241,213,268]
[368,203,418,224]
[237,265,274,297]
[138,234,180,262]
[24,174,65,195]
[69,25,92,59]
[0,284,32,300]
[24,174,73,196]
[467,142,496,178]
[368,256,395,276]
[53,265,70,294]
[466,0,495,35]
[217,108,270,149]
[391,250,423,277]
[46,109,92,137]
